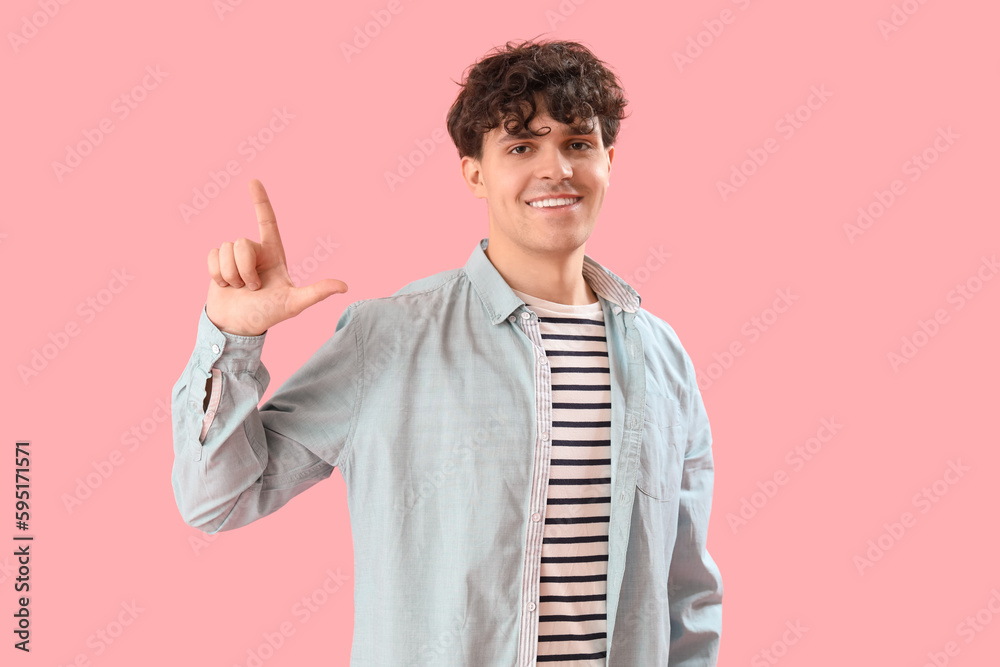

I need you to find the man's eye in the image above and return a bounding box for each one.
[510,143,590,154]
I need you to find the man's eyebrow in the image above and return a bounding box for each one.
[496,130,535,145]
[495,124,598,145]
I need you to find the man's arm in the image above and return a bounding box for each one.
[171,178,356,534]
[667,351,724,666]
[170,301,363,534]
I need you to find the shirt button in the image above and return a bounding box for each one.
[508,315,516,322]
[527,602,536,612]
[211,344,220,354]
[540,432,549,441]
[521,312,530,319]
[531,513,541,522]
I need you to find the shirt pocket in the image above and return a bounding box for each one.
[636,392,683,502]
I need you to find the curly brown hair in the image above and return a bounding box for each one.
[446,38,629,161]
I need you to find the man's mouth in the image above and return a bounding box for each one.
[526,196,583,209]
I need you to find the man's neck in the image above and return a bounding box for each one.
[484,236,599,306]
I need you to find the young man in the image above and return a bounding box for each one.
[172,39,722,666]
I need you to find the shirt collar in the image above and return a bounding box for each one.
[463,237,642,325]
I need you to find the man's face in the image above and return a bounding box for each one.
[461,95,614,257]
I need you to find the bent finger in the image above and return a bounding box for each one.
[208,248,227,286]
[234,238,261,290]
[219,241,244,288]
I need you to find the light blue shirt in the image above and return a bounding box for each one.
[171,237,723,666]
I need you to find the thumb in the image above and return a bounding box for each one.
[287,278,349,315]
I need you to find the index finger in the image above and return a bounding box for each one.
[249,178,286,264]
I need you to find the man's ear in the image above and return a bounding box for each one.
[461,155,488,199]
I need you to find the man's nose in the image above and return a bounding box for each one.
[535,147,573,180]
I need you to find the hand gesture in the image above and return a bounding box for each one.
[205,179,348,337]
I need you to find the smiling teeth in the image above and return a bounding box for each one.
[528,197,580,208]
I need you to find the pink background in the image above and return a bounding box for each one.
[3,0,998,665]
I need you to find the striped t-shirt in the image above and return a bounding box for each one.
[511,287,611,666]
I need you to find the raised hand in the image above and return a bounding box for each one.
[204,179,348,337]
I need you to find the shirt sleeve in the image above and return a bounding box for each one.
[667,351,724,666]
[170,301,364,534]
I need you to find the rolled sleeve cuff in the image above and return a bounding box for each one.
[195,304,267,374]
